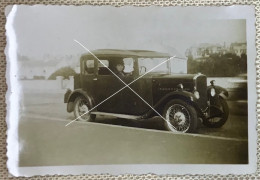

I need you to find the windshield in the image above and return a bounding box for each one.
[138,57,170,75]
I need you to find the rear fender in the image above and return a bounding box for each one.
[67,89,94,113]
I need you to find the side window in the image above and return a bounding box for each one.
[98,60,110,75]
[123,58,134,74]
[85,60,94,74]
[84,59,110,75]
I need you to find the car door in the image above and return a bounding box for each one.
[94,59,124,113]
[80,58,96,98]
[120,75,153,115]
[118,58,153,115]
[94,57,153,116]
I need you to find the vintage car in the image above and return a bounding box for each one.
[64,49,229,133]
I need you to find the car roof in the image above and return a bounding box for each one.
[81,49,171,58]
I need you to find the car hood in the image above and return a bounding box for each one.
[148,73,206,92]
[141,73,198,80]
[152,74,196,80]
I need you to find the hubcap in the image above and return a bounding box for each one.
[78,99,90,120]
[173,112,186,126]
[165,104,190,132]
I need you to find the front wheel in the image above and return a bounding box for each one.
[203,97,229,128]
[74,96,96,122]
[163,99,198,133]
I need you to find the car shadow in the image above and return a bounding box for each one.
[94,116,166,131]
[94,115,207,133]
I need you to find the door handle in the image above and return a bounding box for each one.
[93,78,97,81]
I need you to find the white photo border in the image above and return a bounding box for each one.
[5,4,257,177]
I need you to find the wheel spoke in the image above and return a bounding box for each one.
[166,104,191,132]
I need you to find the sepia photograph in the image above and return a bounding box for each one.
[5,5,256,176]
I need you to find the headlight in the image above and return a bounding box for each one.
[194,91,200,99]
[210,88,216,97]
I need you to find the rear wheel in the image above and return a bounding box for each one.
[163,99,198,133]
[73,96,96,122]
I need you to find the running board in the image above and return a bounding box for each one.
[90,112,142,120]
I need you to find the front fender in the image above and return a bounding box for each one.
[207,85,229,99]
[157,91,198,104]
[66,89,95,113]
[143,90,200,118]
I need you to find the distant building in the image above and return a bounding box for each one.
[186,42,247,60]
[17,54,79,79]
[230,43,247,57]
[185,43,225,59]
[18,60,57,80]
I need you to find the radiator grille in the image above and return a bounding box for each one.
[195,74,207,110]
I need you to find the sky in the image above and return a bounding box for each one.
[11,5,246,59]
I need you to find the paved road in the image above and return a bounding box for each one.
[21,102,248,139]
[18,91,248,166]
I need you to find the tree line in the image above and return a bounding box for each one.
[187,53,247,77]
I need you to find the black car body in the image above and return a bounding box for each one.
[64,49,229,133]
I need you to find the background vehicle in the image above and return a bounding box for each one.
[64,49,229,133]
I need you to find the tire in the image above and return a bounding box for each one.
[163,99,198,133]
[73,96,96,122]
[203,98,229,128]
